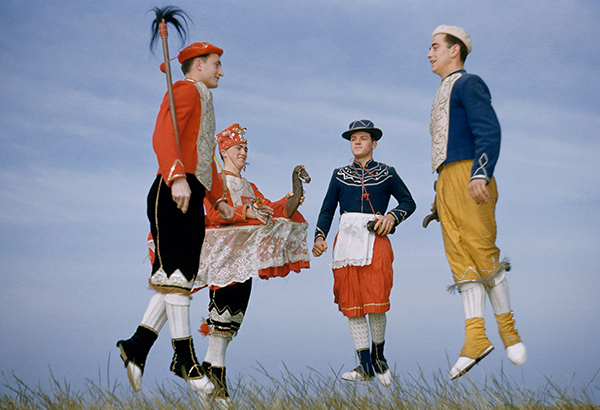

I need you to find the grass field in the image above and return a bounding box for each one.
[2,365,599,409]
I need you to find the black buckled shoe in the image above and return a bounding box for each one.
[171,338,214,394]
[116,325,158,392]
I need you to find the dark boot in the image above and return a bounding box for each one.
[170,337,205,379]
[116,326,158,374]
[371,341,392,387]
[171,338,215,394]
[371,341,389,374]
[341,348,375,381]
[116,325,158,391]
[203,362,230,399]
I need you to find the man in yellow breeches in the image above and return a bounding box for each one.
[426,25,527,380]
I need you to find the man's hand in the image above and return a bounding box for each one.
[216,201,234,221]
[312,236,328,257]
[285,190,305,206]
[468,179,490,204]
[171,178,191,214]
[373,214,396,236]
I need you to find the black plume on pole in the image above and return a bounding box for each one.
[149,6,191,52]
[149,6,192,156]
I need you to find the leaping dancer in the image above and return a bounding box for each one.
[116,6,233,394]
[192,124,311,406]
[426,25,526,379]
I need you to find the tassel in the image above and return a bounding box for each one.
[147,233,155,265]
[198,320,210,337]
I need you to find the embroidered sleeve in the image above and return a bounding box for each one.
[459,76,501,181]
[386,167,416,226]
[166,159,186,185]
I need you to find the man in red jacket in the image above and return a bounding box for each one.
[117,42,233,394]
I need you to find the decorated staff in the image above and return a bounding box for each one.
[192,124,311,406]
[312,120,416,387]
[116,6,233,395]
[426,25,526,379]
[150,6,191,155]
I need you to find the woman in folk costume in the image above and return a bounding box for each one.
[312,120,416,387]
[193,123,310,403]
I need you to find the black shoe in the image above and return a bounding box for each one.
[116,326,158,391]
[371,341,389,374]
[341,348,375,381]
[171,338,214,394]
[371,341,392,387]
[203,362,230,399]
[170,337,205,379]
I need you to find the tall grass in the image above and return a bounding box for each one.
[2,365,598,409]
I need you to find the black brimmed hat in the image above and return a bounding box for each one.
[342,119,383,141]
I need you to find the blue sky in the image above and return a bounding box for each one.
[1,0,599,396]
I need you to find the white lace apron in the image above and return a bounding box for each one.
[331,212,376,269]
[194,218,310,289]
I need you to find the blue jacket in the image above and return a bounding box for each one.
[315,160,416,240]
[444,70,501,181]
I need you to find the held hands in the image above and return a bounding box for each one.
[372,214,396,236]
[312,236,328,257]
[468,179,491,204]
[171,178,191,213]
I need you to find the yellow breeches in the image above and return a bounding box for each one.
[437,160,501,283]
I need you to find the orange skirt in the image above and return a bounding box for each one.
[332,235,394,317]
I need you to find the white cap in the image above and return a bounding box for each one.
[432,25,472,54]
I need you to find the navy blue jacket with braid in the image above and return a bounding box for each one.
[444,70,501,181]
[315,160,416,240]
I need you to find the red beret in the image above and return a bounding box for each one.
[159,42,223,73]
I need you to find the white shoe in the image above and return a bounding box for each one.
[126,362,142,392]
[197,393,230,409]
[449,357,476,380]
[506,342,527,365]
[188,375,215,394]
[341,369,374,382]
[449,344,494,380]
[214,397,231,410]
[375,369,393,387]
